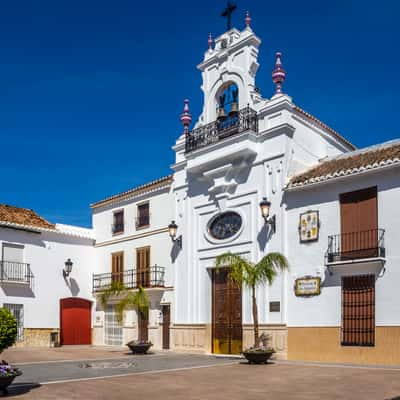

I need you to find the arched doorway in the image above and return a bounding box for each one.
[60,298,92,345]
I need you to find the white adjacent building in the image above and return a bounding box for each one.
[0,205,94,347]
[1,12,399,366]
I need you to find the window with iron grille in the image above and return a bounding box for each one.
[136,203,150,228]
[3,303,24,341]
[341,275,375,347]
[112,210,124,234]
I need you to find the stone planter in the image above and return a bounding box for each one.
[0,372,21,395]
[242,350,274,364]
[127,342,153,354]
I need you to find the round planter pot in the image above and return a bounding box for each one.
[127,343,152,354]
[242,351,274,364]
[0,373,20,395]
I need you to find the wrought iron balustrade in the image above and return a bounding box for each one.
[135,214,151,229]
[0,261,33,285]
[185,106,258,153]
[111,223,124,234]
[92,265,165,292]
[326,229,385,264]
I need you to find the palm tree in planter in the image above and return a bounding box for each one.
[99,283,152,354]
[215,252,289,364]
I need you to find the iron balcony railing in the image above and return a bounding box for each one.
[92,265,165,292]
[185,106,258,153]
[326,229,385,264]
[111,223,124,235]
[135,214,151,229]
[0,261,33,285]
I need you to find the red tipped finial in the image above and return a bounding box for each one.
[245,11,251,28]
[180,99,192,134]
[208,33,213,50]
[272,52,286,95]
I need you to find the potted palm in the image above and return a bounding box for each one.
[215,252,288,364]
[99,283,152,354]
[0,308,21,394]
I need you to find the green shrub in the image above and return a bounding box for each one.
[0,308,17,353]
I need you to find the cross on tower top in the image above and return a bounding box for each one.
[221,1,237,31]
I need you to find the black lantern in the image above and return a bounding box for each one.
[63,258,73,278]
[259,197,276,233]
[168,220,182,248]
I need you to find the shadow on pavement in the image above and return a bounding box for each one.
[1,383,41,397]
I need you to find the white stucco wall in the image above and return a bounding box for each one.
[0,228,94,329]
[285,166,400,327]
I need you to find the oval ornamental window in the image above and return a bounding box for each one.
[208,211,242,240]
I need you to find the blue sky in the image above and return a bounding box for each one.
[0,0,398,227]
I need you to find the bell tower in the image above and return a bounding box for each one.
[196,12,262,126]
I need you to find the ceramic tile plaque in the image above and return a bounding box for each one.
[295,277,321,297]
[299,210,319,242]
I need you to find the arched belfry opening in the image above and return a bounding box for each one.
[216,82,239,120]
[216,82,240,133]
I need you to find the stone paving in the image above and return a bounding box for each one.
[2,347,400,399]
[2,346,132,364]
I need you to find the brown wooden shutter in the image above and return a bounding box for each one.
[111,252,124,284]
[136,247,150,287]
[342,274,375,346]
[340,187,378,259]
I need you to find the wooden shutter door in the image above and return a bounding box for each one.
[136,247,150,287]
[212,268,242,355]
[112,252,124,284]
[340,187,378,259]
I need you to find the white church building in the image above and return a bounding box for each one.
[1,12,399,366]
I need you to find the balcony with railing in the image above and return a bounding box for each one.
[0,261,33,285]
[111,223,124,235]
[135,214,151,229]
[185,106,258,153]
[325,229,385,265]
[92,265,165,292]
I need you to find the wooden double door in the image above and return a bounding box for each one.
[212,268,242,354]
[60,298,91,345]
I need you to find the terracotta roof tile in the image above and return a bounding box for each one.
[0,204,55,230]
[289,140,400,188]
[91,174,173,208]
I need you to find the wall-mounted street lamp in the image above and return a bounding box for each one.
[168,220,182,248]
[259,197,276,233]
[63,258,73,278]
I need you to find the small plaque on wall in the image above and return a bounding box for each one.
[295,277,321,297]
[269,301,281,312]
[299,210,320,242]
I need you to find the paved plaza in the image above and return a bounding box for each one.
[1,347,399,399]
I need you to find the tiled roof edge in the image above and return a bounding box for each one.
[287,154,400,190]
[90,174,173,209]
[0,220,94,240]
[294,106,356,150]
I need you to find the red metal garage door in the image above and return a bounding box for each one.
[60,298,92,345]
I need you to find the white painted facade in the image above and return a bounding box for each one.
[172,26,352,329]
[0,223,94,345]
[286,166,400,328]
[91,179,174,349]
[1,17,399,365]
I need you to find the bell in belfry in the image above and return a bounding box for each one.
[217,106,227,120]
[229,100,239,117]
